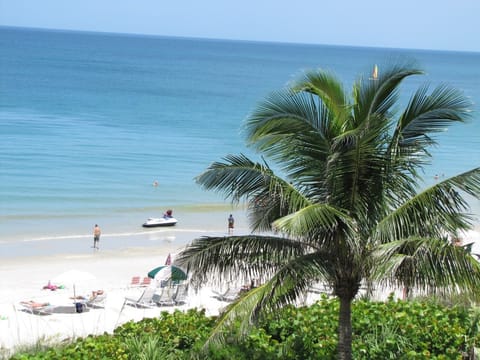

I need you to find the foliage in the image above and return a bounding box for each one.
[9,309,214,360]
[351,295,479,359]
[9,300,480,359]
[235,297,479,359]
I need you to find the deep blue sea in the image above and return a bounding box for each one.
[1,27,479,255]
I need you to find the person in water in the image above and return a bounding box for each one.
[228,214,234,234]
[93,224,101,249]
[164,209,173,219]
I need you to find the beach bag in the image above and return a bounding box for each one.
[75,302,84,313]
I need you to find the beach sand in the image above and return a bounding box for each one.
[0,209,251,354]
[0,246,242,355]
[1,213,479,356]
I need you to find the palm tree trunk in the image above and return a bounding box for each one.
[337,295,352,360]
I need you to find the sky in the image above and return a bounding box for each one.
[1,0,479,52]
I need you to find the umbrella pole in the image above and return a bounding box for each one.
[74,284,76,299]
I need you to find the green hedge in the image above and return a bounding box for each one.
[9,297,479,360]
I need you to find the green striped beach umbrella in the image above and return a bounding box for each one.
[147,265,187,281]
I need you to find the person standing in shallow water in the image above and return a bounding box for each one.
[228,214,234,235]
[93,224,101,249]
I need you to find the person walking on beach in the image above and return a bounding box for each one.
[93,224,101,249]
[228,214,234,235]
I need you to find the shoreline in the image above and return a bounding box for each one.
[0,207,249,259]
[2,208,479,260]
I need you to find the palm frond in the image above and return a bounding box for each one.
[195,153,270,202]
[375,170,480,243]
[390,84,472,170]
[272,203,353,246]
[175,235,312,288]
[199,251,336,350]
[354,62,423,124]
[448,167,480,198]
[195,153,313,231]
[372,237,480,295]
[244,90,337,183]
[290,69,349,123]
[247,179,312,231]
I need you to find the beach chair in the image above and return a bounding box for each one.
[212,286,240,302]
[154,286,175,306]
[123,287,156,308]
[129,276,141,287]
[85,292,107,309]
[173,283,189,305]
[140,277,152,287]
[19,301,55,315]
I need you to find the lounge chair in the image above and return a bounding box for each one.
[85,291,107,308]
[212,287,240,302]
[129,276,141,287]
[19,301,55,315]
[153,286,175,306]
[173,283,189,305]
[140,277,152,287]
[123,287,156,308]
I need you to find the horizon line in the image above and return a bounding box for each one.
[2,24,479,55]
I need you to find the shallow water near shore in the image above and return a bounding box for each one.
[0,207,249,259]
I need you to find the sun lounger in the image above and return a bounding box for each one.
[123,287,156,308]
[129,276,141,287]
[85,291,107,308]
[70,290,106,309]
[19,301,55,315]
[173,283,189,305]
[212,287,240,302]
[140,277,152,287]
[154,286,175,306]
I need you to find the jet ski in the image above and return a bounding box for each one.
[142,216,178,228]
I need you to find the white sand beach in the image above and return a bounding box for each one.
[1,218,479,356]
[0,209,251,354]
[0,247,233,354]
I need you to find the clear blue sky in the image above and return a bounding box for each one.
[1,0,479,52]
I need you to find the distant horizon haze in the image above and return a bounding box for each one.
[1,0,479,53]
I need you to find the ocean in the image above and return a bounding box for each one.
[1,27,479,257]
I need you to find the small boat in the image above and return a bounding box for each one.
[142,217,178,228]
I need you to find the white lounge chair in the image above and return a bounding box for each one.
[19,301,55,315]
[173,283,189,305]
[212,287,240,302]
[85,293,107,308]
[154,286,175,306]
[123,287,156,308]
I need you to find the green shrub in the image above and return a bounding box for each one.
[9,299,479,359]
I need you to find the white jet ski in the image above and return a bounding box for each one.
[142,216,178,228]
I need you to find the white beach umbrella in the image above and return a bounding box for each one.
[52,270,96,298]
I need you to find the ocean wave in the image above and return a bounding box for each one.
[16,227,223,243]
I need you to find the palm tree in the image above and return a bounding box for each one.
[177,61,480,359]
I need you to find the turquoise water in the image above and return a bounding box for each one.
[1,27,479,254]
